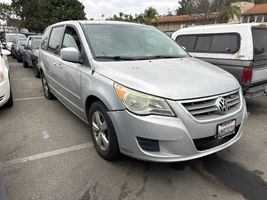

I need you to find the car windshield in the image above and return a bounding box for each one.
[18,40,26,46]
[252,27,267,58]
[32,38,42,49]
[82,24,188,61]
[6,34,26,42]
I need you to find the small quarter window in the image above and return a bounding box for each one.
[48,26,64,55]
[41,28,51,50]
[62,27,81,52]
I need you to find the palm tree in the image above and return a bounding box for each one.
[143,7,159,25]
[210,0,241,23]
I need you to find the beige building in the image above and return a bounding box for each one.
[153,1,265,31]
[229,1,255,23]
[152,12,221,31]
[242,3,267,23]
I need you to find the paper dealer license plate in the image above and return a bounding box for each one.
[217,120,236,139]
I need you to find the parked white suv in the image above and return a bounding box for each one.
[0,43,13,108]
[39,21,247,162]
[172,23,267,98]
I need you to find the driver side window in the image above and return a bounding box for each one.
[62,27,81,52]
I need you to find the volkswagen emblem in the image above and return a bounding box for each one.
[215,97,228,114]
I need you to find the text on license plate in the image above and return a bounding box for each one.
[217,120,236,139]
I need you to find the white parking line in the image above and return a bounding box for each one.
[11,78,37,81]
[14,97,45,101]
[4,143,93,167]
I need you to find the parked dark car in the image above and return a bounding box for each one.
[21,35,42,78]
[16,40,27,62]
[11,38,26,60]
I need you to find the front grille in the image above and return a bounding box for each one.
[137,137,160,152]
[181,90,241,121]
[193,124,240,151]
[0,96,4,101]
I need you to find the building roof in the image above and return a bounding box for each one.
[243,3,267,15]
[153,12,220,24]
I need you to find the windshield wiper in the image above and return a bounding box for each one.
[95,56,139,61]
[145,55,185,59]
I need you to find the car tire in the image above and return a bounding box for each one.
[23,60,29,68]
[41,73,54,99]
[5,90,13,107]
[33,67,40,78]
[88,101,120,160]
[12,52,15,59]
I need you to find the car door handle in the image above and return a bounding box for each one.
[52,61,57,66]
[57,62,62,69]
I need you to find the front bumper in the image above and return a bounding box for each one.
[0,79,10,107]
[108,95,247,162]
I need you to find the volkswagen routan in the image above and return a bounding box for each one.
[39,21,247,162]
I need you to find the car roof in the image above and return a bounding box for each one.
[47,20,148,29]
[6,33,26,36]
[28,35,43,39]
[174,23,267,35]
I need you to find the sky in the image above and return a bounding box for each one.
[0,0,179,20]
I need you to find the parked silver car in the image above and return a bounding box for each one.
[39,21,247,162]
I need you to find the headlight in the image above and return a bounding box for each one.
[0,71,4,82]
[114,83,174,116]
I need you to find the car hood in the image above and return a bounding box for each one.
[96,57,240,100]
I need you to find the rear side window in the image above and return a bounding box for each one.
[176,33,240,54]
[41,28,51,50]
[210,34,239,53]
[176,35,197,51]
[47,26,64,55]
[252,28,267,58]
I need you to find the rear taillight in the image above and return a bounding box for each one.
[242,67,252,85]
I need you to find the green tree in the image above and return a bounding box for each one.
[254,0,267,4]
[143,7,159,25]
[0,3,13,22]
[175,0,241,24]
[176,0,198,15]
[11,0,86,32]
[107,7,159,25]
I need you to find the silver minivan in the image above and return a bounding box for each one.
[39,21,247,162]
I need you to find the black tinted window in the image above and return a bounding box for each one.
[176,35,197,51]
[194,36,212,52]
[256,15,263,22]
[264,15,267,22]
[252,28,267,57]
[210,34,239,53]
[48,26,64,54]
[41,28,51,50]
[62,27,81,52]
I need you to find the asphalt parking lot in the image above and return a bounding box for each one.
[0,57,267,200]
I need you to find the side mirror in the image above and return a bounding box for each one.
[1,49,11,56]
[61,47,81,63]
[25,45,30,50]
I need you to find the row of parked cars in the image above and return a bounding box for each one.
[1,21,267,162]
[1,33,43,78]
